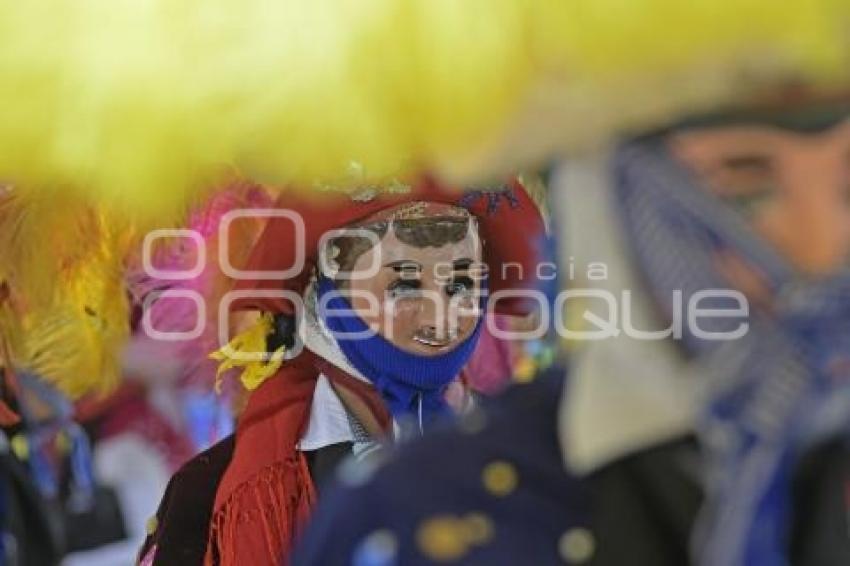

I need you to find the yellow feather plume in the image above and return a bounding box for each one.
[1,0,846,221]
[0,194,133,398]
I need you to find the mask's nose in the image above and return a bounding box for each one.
[414,291,457,343]
[757,134,850,275]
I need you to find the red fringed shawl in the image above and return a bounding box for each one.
[204,350,390,566]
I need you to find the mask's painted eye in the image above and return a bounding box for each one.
[445,276,474,297]
[721,184,777,217]
[388,279,421,298]
[693,154,779,217]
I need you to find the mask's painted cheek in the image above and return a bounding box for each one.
[363,301,413,347]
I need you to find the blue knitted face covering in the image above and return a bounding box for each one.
[316,275,485,423]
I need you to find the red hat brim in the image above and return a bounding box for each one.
[229,177,545,316]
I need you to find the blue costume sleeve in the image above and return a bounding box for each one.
[292,369,589,566]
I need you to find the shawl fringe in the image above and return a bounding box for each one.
[205,453,316,566]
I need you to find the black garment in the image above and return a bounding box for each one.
[1,429,127,565]
[139,436,235,566]
[140,436,354,565]
[304,442,354,493]
[790,439,850,566]
[2,451,65,566]
[588,438,850,566]
[587,439,702,566]
[63,485,127,553]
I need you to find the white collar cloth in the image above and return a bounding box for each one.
[551,155,704,475]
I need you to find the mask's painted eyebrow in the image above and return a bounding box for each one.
[385,260,422,272]
[719,153,774,170]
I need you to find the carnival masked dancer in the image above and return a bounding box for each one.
[294,99,850,566]
[139,177,544,565]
